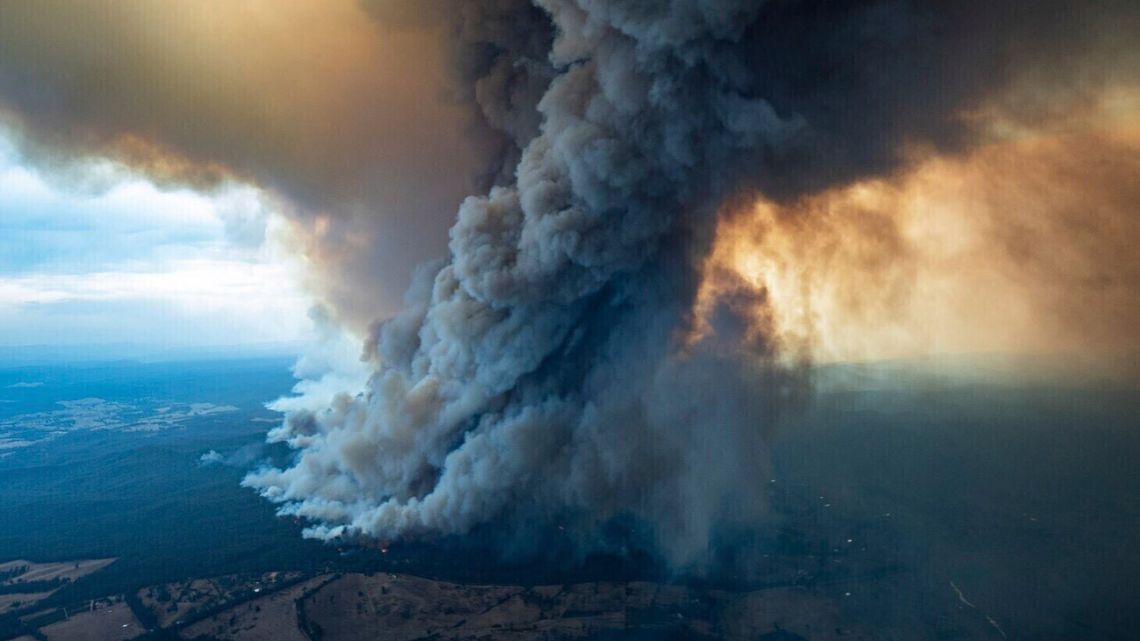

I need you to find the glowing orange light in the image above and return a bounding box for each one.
[693,94,1140,365]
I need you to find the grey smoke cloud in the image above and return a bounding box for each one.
[243,1,1139,564]
[200,443,266,468]
[360,0,556,190]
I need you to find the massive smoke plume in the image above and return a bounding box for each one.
[1,1,1138,565]
[241,0,1140,564]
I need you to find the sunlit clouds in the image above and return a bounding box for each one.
[0,134,312,348]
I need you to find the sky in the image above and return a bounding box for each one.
[0,128,312,350]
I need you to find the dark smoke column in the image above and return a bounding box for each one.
[246,0,1140,565]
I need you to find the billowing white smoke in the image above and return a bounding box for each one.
[244,0,1140,565]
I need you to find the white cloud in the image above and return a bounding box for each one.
[0,130,314,348]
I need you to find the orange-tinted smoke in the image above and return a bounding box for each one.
[0,0,480,325]
[694,90,1140,366]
